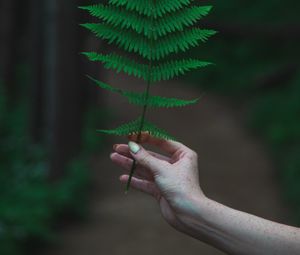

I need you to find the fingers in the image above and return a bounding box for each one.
[128,132,190,155]
[128,141,169,175]
[110,152,153,181]
[113,144,171,162]
[119,175,160,200]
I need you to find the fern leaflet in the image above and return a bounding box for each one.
[87,75,200,108]
[97,117,175,141]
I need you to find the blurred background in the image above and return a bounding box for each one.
[0,1,299,255]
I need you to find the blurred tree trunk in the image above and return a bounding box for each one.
[0,0,18,105]
[29,0,45,143]
[44,0,89,181]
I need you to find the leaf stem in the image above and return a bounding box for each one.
[125,79,151,193]
[125,2,154,193]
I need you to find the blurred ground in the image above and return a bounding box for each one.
[45,72,291,255]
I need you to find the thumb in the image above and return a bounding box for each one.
[128,141,166,174]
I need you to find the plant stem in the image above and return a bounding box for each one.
[125,79,151,193]
[125,3,154,193]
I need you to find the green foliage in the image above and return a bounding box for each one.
[97,117,175,140]
[83,52,212,82]
[87,75,199,108]
[107,0,192,17]
[80,4,212,39]
[80,0,214,140]
[81,23,215,60]
[0,89,92,255]
[248,77,300,224]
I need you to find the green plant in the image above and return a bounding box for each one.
[80,0,216,191]
[0,103,89,255]
[0,75,94,254]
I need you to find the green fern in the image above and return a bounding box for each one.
[80,0,215,192]
[97,117,175,141]
[82,52,212,82]
[87,75,200,108]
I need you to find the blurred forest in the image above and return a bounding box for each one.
[186,0,300,224]
[0,0,299,254]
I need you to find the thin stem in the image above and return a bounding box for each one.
[125,2,154,193]
[125,79,151,193]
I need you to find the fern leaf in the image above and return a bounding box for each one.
[152,59,213,82]
[125,92,199,108]
[154,6,213,37]
[86,75,121,94]
[79,5,212,39]
[152,29,216,60]
[82,52,148,80]
[108,0,191,18]
[80,5,152,38]
[97,117,176,140]
[80,23,151,59]
[81,23,215,61]
[97,118,141,136]
[87,75,199,108]
[143,120,176,140]
[146,95,199,108]
[83,52,212,82]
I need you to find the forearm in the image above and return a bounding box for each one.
[177,196,300,255]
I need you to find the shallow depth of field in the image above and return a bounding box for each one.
[0,1,299,255]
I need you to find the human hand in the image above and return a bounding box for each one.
[110,133,206,231]
[112,133,300,255]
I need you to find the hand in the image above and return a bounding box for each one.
[110,133,206,231]
[111,134,300,255]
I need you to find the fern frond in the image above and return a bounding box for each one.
[147,95,199,108]
[79,5,212,39]
[154,6,213,37]
[86,75,121,94]
[81,0,215,191]
[87,75,199,108]
[81,23,215,61]
[82,52,147,80]
[83,52,212,82]
[80,5,152,38]
[108,0,191,18]
[80,23,150,58]
[153,29,216,60]
[142,119,176,140]
[152,59,212,82]
[97,117,176,140]
[125,92,199,108]
[97,118,140,136]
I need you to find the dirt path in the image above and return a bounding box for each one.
[45,73,290,255]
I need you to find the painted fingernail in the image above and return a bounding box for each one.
[128,141,140,154]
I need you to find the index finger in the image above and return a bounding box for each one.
[128,132,189,155]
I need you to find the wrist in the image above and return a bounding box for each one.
[175,196,238,254]
[173,191,209,225]
[174,194,218,240]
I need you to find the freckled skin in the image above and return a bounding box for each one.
[110,133,300,255]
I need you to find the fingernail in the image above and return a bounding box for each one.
[128,141,140,154]
[113,144,118,150]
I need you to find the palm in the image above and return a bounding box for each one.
[140,170,181,228]
[111,143,184,226]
